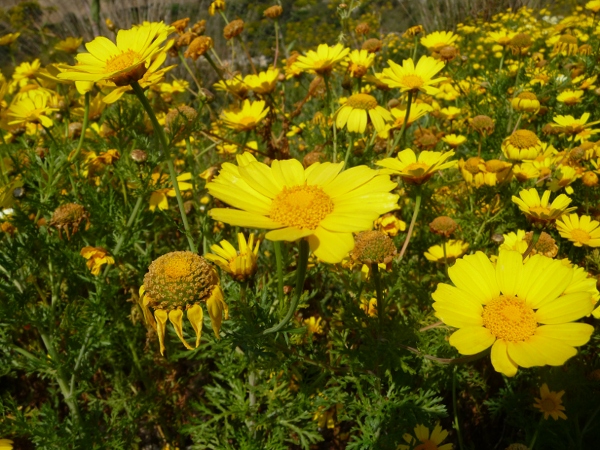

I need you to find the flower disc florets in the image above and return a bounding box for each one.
[144,251,219,309]
[351,230,397,265]
[429,216,457,237]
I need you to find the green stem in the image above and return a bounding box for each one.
[204,53,225,82]
[529,415,544,449]
[498,48,506,73]
[333,122,338,163]
[372,263,384,328]
[412,35,419,61]
[178,50,202,92]
[273,241,284,304]
[442,239,449,277]
[72,92,90,163]
[323,74,333,117]
[386,90,413,157]
[130,81,197,253]
[522,228,542,260]
[40,332,82,426]
[343,134,354,169]
[453,367,465,450]
[273,21,280,68]
[263,239,309,335]
[397,191,422,262]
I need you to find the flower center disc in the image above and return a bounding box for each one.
[528,205,551,216]
[346,93,378,110]
[239,116,257,127]
[541,398,558,412]
[404,162,430,175]
[163,255,193,280]
[570,228,591,244]
[106,49,142,73]
[400,74,424,89]
[482,295,537,341]
[415,440,438,450]
[509,130,539,149]
[270,185,334,229]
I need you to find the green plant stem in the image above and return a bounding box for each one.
[529,415,544,449]
[273,21,281,68]
[263,239,309,335]
[453,367,465,450]
[522,227,542,260]
[442,239,449,277]
[72,92,90,163]
[178,50,202,92]
[333,122,338,163]
[498,49,506,73]
[343,134,354,169]
[273,241,284,304]
[204,53,225,82]
[40,331,82,427]
[130,81,197,253]
[397,191,422,262]
[372,263,384,329]
[386,90,413,157]
[412,35,419,61]
[323,74,333,117]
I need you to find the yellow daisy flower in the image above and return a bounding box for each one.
[205,233,261,281]
[389,102,433,126]
[243,68,279,95]
[556,214,600,247]
[380,55,446,95]
[376,148,456,185]
[441,134,466,147]
[213,74,248,98]
[0,32,20,46]
[221,99,270,132]
[206,152,399,264]
[548,166,579,193]
[432,250,595,377]
[149,172,193,211]
[397,423,453,450]
[511,92,540,113]
[439,106,461,120]
[586,0,600,12]
[556,89,584,105]
[534,383,567,420]
[487,30,516,46]
[293,43,349,75]
[511,188,576,222]
[552,113,597,135]
[334,93,392,134]
[7,91,58,128]
[80,246,115,275]
[513,162,540,182]
[424,239,469,263]
[54,37,83,53]
[420,31,458,52]
[344,49,375,78]
[57,22,174,86]
[501,129,543,161]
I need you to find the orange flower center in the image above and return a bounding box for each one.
[270,185,334,230]
[482,295,537,341]
[508,130,540,149]
[403,162,430,175]
[400,74,424,89]
[163,254,194,280]
[106,49,142,73]
[570,228,591,244]
[415,440,439,450]
[345,93,378,110]
[540,397,558,412]
[239,116,257,127]
[528,205,551,217]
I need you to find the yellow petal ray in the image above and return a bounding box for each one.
[525,335,577,365]
[168,309,194,350]
[187,304,204,348]
[448,252,499,304]
[534,323,594,346]
[495,250,522,296]
[265,227,314,241]
[448,326,495,355]
[506,340,546,368]
[535,291,593,324]
[490,340,518,377]
[209,208,281,229]
[308,228,354,264]
[271,158,305,187]
[154,309,168,356]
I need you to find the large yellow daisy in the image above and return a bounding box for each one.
[380,55,446,95]
[334,93,391,133]
[206,153,399,263]
[432,250,595,377]
[556,213,600,247]
[57,22,174,86]
[512,188,576,222]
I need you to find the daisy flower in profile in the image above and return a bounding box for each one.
[380,55,446,95]
[556,89,584,105]
[205,233,260,281]
[552,113,597,135]
[7,91,58,128]
[511,91,540,113]
[432,250,595,377]
[397,423,453,450]
[534,383,567,420]
[149,172,193,211]
[214,75,248,98]
[501,129,543,161]
[221,99,270,132]
[424,240,469,263]
[556,214,600,247]
[293,43,349,75]
[512,188,576,223]
[57,22,174,86]
[334,93,392,134]
[243,68,279,95]
[376,148,456,185]
[441,134,466,148]
[80,246,114,275]
[54,37,83,53]
[0,32,20,46]
[206,153,398,263]
[344,49,375,78]
[420,31,457,52]
[586,0,600,13]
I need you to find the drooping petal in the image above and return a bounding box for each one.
[187,304,204,348]
[168,309,194,350]
[154,309,168,356]
[490,340,518,377]
[448,327,495,355]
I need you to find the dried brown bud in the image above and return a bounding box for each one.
[224,19,244,40]
[429,216,457,237]
[264,5,283,19]
[185,36,213,60]
[438,45,458,62]
[362,38,382,53]
[130,149,148,163]
[171,17,190,34]
[68,122,82,138]
[303,151,325,167]
[470,115,494,135]
[351,230,397,265]
[192,19,207,35]
[355,22,370,36]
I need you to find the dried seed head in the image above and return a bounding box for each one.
[583,171,598,187]
[303,151,325,167]
[171,17,190,34]
[264,5,283,19]
[429,216,457,237]
[470,115,494,135]
[165,105,198,134]
[143,251,219,310]
[130,149,148,163]
[192,20,207,35]
[185,36,213,60]
[355,22,370,36]
[438,45,458,62]
[351,230,397,265]
[68,122,83,138]
[224,19,244,40]
[362,38,382,53]
[525,231,558,258]
[50,203,87,227]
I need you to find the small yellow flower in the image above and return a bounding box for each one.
[511,91,540,113]
[380,55,446,95]
[374,213,406,236]
[80,246,115,275]
[334,93,391,134]
[54,37,83,53]
[512,188,576,223]
[424,240,469,263]
[149,172,193,211]
[7,91,58,128]
[221,99,269,132]
[556,214,600,247]
[586,0,600,13]
[360,297,378,317]
[0,33,20,46]
[420,31,458,52]
[304,316,324,334]
[534,383,567,420]
[344,49,375,78]
[397,423,453,450]
[441,134,466,147]
[208,0,226,16]
[205,233,260,281]
[293,43,349,75]
[243,68,279,95]
[556,89,584,105]
[501,130,542,161]
[376,148,456,185]
[552,113,597,135]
